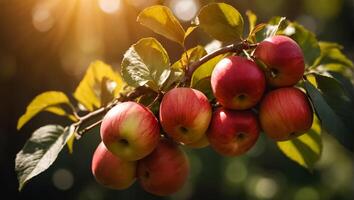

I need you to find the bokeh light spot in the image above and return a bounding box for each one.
[225,160,248,184]
[294,186,320,200]
[98,0,121,14]
[32,6,55,32]
[52,168,74,190]
[169,0,199,21]
[254,177,278,199]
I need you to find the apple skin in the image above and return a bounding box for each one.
[92,142,136,190]
[185,134,209,149]
[207,108,260,156]
[211,56,266,110]
[100,101,160,161]
[137,139,189,196]
[254,35,305,87]
[259,87,313,141]
[159,87,212,145]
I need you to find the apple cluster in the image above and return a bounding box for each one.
[91,35,313,196]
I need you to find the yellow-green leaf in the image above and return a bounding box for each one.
[73,61,125,111]
[121,37,171,92]
[184,26,197,40]
[191,54,227,87]
[17,91,72,130]
[246,10,257,33]
[277,116,322,169]
[137,5,185,45]
[172,45,207,70]
[197,3,244,42]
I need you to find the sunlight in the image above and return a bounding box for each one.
[98,0,121,14]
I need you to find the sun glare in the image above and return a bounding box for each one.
[98,0,121,14]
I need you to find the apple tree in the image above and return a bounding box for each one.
[15,3,353,196]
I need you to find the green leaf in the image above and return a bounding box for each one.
[137,5,185,45]
[312,73,354,137]
[192,77,214,100]
[172,45,207,70]
[197,3,244,42]
[74,61,125,111]
[315,42,353,68]
[256,17,287,41]
[284,22,321,67]
[17,92,73,130]
[304,80,352,151]
[162,68,184,91]
[121,37,171,92]
[16,125,75,191]
[191,54,227,87]
[277,116,322,169]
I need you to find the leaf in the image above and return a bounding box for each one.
[162,68,184,91]
[277,116,322,169]
[172,45,207,70]
[121,37,171,92]
[312,73,354,137]
[304,80,353,151]
[285,22,321,67]
[17,92,73,130]
[74,61,125,111]
[315,42,353,68]
[197,3,244,42]
[256,17,287,41]
[184,26,197,40]
[16,125,75,191]
[137,5,185,45]
[246,10,257,33]
[191,54,227,87]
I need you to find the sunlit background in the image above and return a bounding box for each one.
[0,0,353,199]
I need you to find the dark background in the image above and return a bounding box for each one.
[0,0,353,199]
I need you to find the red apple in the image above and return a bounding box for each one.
[159,87,212,145]
[254,35,305,87]
[101,101,160,161]
[259,87,313,141]
[211,56,266,110]
[92,142,136,189]
[207,108,260,156]
[137,139,189,196]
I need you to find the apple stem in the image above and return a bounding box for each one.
[185,41,258,81]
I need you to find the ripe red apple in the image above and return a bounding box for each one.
[207,108,260,156]
[101,101,160,161]
[211,56,266,110]
[159,87,212,145]
[137,139,189,196]
[259,87,313,141]
[92,142,136,189]
[254,35,305,87]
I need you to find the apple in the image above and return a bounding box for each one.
[207,108,259,156]
[254,35,305,87]
[159,87,212,145]
[100,101,160,161]
[91,142,136,189]
[137,139,189,196]
[185,134,209,149]
[211,56,266,110]
[259,87,313,141]
[207,108,260,156]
